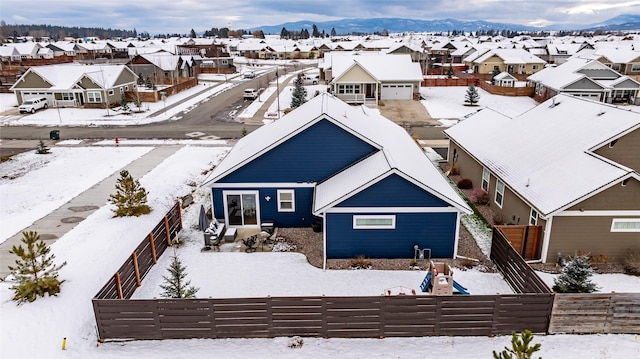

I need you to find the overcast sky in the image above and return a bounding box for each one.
[2,0,640,35]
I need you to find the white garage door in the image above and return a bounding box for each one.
[381,84,413,100]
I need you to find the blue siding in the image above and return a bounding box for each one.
[212,187,319,227]
[337,174,451,208]
[219,119,377,183]
[326,212,457,259]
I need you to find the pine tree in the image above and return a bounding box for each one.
[120,93,130,112]
[290,73,308,109]
[35,139,50,154]
[465,85,480,105]
[491,67,501,85]
[447,64,454,78]
[109,169,151,217]
[160,253,198,299]
[137,72,145,85]
[553,254,599,293]
[493,330,541,359]
[189,28,196,38]
[331,27,337,37]
[8,231,67,304]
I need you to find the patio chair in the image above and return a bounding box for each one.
[242,235,258,253]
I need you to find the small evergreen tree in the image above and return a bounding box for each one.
[160,253,198,299]
[189,28,197,38]
[137,72,145,85]
[290,73,308,109]
[8,231,67,304]
[446,64,454,78]
[493,330,541,359]
[491,67,501,85]
[120,93,130,112]
[133,91,142,110]
[553,254,599,293]
[145,75,153,89]
[465,85,480,105]
[109,169,151,217]
[35,139,50,154]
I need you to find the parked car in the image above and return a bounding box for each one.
[243,89,259,100]
[303,75,319,85]
[18,97,48,114]
[243,71,256,79]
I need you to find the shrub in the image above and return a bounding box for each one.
[457,178,473,189]
[553,254,599,293]
[470,188,489,205]
[493,330,541,359]
[493,213,505,225]
[622,248,640,276]
[349,255,372,270]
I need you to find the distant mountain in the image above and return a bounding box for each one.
[251,15,640,35]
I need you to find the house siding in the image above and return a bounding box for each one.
[12,72,51,89]
[336,173,451,208]
[593,128,640,172]
[338,65,376,83]
[567,178,640,211]
[549,216,640,262]
[218,119,377,183]
[564,78,603,90]
[326,212,457,258]
[212,187,318,227]
[448,141,484,193]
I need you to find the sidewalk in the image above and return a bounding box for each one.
[0,145,184,280]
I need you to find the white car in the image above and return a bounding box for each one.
[19,97,48,114]
[303,75,319,85]
[243,89,259,100]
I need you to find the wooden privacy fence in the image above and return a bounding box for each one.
[490,228,551,294]
[495,225,541,260]
[94,202,182,300]
[92,294,552,341]
[549,293,640,334]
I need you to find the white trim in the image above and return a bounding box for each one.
[453,211,461,258]
[353,215,396,229]
[481,167,490,191]
[325,206,461,213]
[610,218,640,232]
[529,208,539,226]
[277,189,295,212]
[211,182,316,188]
[221,190,261,227]
[554,210,640,217]
[322,216,327,271]
[495,179,505,208]
[541,216,553,263]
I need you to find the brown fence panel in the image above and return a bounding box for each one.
[92,299,161,340]
[212,297,270,338]
[325,296,383,338]
[494,294,553,334]
[490,228,551,294]
[270,297,325,337]
[158,299,215,339]
[381,296,437,336]
[549,293,640,334]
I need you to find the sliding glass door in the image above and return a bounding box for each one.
[224,191,259,226]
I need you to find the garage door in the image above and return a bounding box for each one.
[381,84,413,100]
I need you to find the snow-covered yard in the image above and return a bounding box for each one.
[2,142,640,358]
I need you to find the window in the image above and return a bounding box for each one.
[277,190,295,212]
[632,64,640,72]
[337,84,361,94]
[611,219,640,232]
[86,91,102,103]
[61,92,74,101]
[482,168,490,191]
[353,215,396,229]
[108,89,114,96]
[120,87,124,94]
[529,208,538,226]
[609,139,618,148]
[495,180,505,208]
[533,65,539,70]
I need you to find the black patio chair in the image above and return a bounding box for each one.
[242,235,258,253]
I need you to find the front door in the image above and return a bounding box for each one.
[224,191,259,226]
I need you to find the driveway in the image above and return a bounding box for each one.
[377,100,439,126]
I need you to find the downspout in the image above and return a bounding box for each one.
[540,216,553,263]
[322,214,327,271]
[453,211,461,258]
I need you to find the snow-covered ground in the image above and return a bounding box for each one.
[2,80,640,358]
[2,142,640,359]
[420,86,538,120]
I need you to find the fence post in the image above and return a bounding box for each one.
[177,201,183,228]
[115,272,123,299]
[164,216,172,246]
[132,252,141,287]
[149,233,157,264]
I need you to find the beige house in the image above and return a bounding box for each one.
[11,63,138,108]
[444,94,640,264]
[324,53,423,106]
[464,48,546,75]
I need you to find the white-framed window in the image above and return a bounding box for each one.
[495,179,505,208]
[482,168,490,191]
[277,190,295,212]
[533,65,539,70]
[632,64,640,72]
[611,218,640,232]
[353,215,396,229]
[61,92,74,101]
[337,84,361,94]
[86,91,102,103]
[529,208,538,226]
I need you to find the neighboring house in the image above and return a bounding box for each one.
[445,94,640,264]
[10,63,138,108]
[325,53,423,105]
[527,57,640,104]
[203,93,471,267]
[464,48,546,75]
[578,47,640,76]
[128,52,192,85]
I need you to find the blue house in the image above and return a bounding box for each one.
[203,93,471,268]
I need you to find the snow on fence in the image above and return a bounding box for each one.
[93,202,182,300]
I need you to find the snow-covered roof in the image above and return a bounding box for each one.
[331,54,423,82]
[11,63,133,90]
[445,94,640,217]
[204,93,471,213]
[138,53,180,71]
[467,48,546,65]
